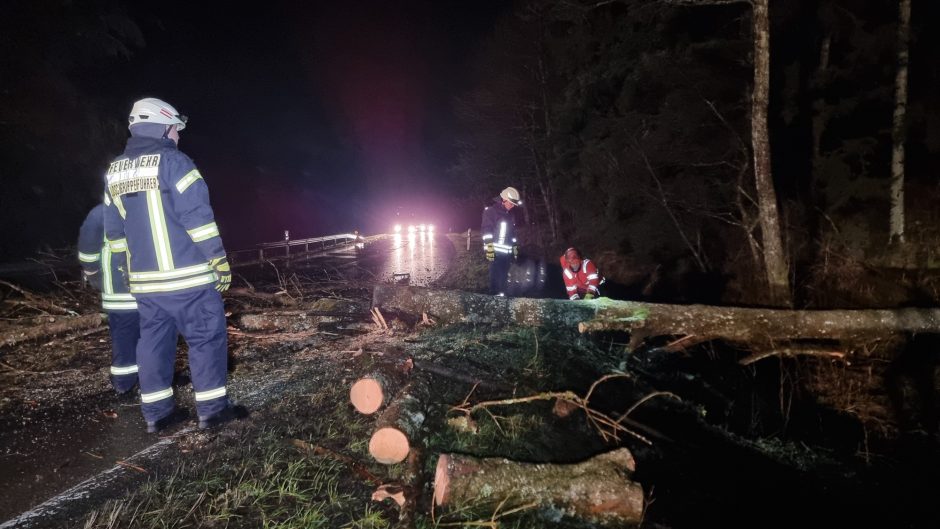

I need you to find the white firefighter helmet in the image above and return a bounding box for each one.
[499,186,522,206]
[128,97,187,130]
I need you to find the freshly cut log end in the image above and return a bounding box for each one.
[433,453,453,506]
[350,378,385,414]
[369,427,410,464]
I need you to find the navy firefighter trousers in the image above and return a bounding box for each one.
[107,310,140,393]
[489,253,512,296]
[136,288,229,423]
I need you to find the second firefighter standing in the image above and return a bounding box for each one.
[78,204,139,394]
[103,97,246,433]
[481,186,522,296]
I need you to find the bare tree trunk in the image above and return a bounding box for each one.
[889,0,912,244]
[536,46,561,244]
[751,0,791,307]
[534,165,559,243]
[811,35,831,168]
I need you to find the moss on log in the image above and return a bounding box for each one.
[433,448,644,527]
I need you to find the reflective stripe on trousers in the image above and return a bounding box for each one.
[107,310,140,393]
[136,287,229,422]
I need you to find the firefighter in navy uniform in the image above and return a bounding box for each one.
[481,186,522,296]
[78,204,139,395]
[103,97,246,433]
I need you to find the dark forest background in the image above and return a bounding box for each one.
[447,0,940,308]
[2,0,939,308]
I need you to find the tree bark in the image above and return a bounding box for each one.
[750,0,791,307]
[374,285,940,346]
[433,448,643,527]
[234,311,339,333]
[889,0,912,244]
[580,303,940,344]
[0,313,106,348]
[233,307,369,333]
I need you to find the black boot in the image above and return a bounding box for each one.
[113,383,139,403]
[172,371,191,387]
[146,408,190,434]
[198,404,249,430]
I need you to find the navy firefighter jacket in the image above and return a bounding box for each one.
[78,204,137,311]
[103,136,226,296]
[481,199,517,255]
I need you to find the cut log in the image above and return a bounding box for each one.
[0,313,106,348]
[351,370,410,414]
[374,284,940,346]
[368,380,429,464]
[349,350,414,414]
[433,448,644,527]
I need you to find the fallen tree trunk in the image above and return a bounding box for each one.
[368,380,429,464]
[373,285,592,328]
[433,448,644,527]
[226,287,298,307]
[0,313,106,348]
[414,361,513,392]
[234,310,369,333]
[575,302,940,344]
[373,285,940,346]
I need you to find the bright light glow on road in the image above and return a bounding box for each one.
[408,225,416,233]
[419,224,426,232]
[393,224,402,233]
[387,223,441,287]
[428,224,435,232]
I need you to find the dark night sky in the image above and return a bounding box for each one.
[73,1,510,248]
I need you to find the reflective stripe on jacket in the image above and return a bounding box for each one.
[78,204,137,311]
[103,136,226,296]
[481,201,517,254]
[560,256,601,300]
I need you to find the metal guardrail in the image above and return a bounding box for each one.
[228,232,363,266]
[0,233,369,279]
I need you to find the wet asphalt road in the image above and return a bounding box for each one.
[0,232,453,527]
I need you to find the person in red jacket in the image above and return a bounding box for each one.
[560,247,602,300]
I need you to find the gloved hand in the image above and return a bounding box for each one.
[210,256,232,292]
[584,292,595,300]
[512,245,519,260]
[485,242,495,262]
[117,266,130,290]
[83,269,102,291]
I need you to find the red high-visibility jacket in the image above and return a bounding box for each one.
[560,256,601,300]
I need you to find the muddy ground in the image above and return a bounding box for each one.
[1,235,939,528]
